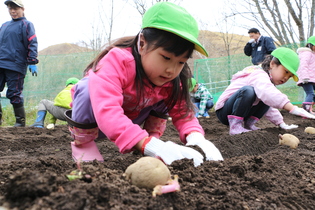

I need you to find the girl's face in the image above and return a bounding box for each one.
[139,35,189,86]
[269,60,294,85]
[8,5,24,19]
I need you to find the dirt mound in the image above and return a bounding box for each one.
[39,43,92,55]
[1,111,315,209]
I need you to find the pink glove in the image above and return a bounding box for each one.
[186,132,223,161]
[143,137,204,167]
[290,106,315,119]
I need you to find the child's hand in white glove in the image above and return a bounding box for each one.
[186,132,223,161]
[143,137,204,167]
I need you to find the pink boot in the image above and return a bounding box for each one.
[302,102,315,115]
[228,115,250,135]
[69,126,104,162]
[244,116,260,130]
[71,141,104,162]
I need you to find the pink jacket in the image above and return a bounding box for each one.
[88,47,204,153]
[296,47,315,85]
[215,66,290,125]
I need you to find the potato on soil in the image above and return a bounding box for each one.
[124,157,171,189]
[305,127,315,134]
[279,133,300,149]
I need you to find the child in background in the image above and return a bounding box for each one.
[65,2,223,166]
[190,78,214,118]
[296,36,315,114]
[31,77,79,129]
[215,47,315,135]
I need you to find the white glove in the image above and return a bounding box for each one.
[290,106,315,119]
[303,78,310,84]
[186,132,223,161]
[144,137,204,167]
[46,124,55,129]
[279,122,298,130]
[248,39,255,43]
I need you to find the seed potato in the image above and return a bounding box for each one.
[124,157,171,189]
[278,133,300,149]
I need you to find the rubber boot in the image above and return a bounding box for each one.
[69,126,104,162]
[302,102,315,115]
[30,110,47,128]
[13,104,26,127]
[244,116,260,130]
[228,115,250,135]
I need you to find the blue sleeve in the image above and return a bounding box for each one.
[24,21,38,64]
[264,37,276,54]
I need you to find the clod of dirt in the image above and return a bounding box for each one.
[124,157,171,189]
[304,126,315,134]
[278,133,300,149]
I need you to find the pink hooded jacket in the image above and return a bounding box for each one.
[296,47,315,86]
[215,66,290,125]
[85,47,204,153]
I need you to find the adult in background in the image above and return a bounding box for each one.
[0,0,39,127]
[244,28,276,65]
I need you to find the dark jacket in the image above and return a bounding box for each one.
[0,17,38,75]
[244,36,276,65]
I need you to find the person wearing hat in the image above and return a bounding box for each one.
[244,28,276,65]
[0,0,39,127]
[30,77,80,129]
[215,47,315,135]
[296,36,315,114]
[190,78,214,118]
[66,2,223,166]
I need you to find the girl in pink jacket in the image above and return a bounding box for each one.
[64,2,223,166]
[296,36,315,114]
[215,48,315,135]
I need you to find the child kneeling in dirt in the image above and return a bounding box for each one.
[30,77,79,129]
[215,47,315,135]
[64,2,223,166]
[190,78,214,118]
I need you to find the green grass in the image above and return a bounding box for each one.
[1,101,67,127]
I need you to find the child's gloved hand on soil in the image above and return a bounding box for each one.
[279,122,298,130]
[186,132,224,161]
[143,137,204,167]
[290,106,315,119]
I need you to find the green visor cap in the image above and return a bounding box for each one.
[307,36,315,45]
[271,47,299,82]
[142,2,208,57]
[189,78,197,92]
[66,77,79,86]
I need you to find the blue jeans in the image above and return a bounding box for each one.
[301,83,315,102]
[194,100,214,117]
[216,86,270,125]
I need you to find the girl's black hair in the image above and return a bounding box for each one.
[261,54,281,80]
[306,43,314,48]
[83,28,195,118]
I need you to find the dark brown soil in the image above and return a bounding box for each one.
[1,111,315,210]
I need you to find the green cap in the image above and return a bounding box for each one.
[271,47,299,82]
[66,77,79,86]
[189,78,197,92]
[142,2,208,57]
[307,36,315,45]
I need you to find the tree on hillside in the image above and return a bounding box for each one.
[228,0,315,46]
[125,0,183,16]
[78,0,114,52]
